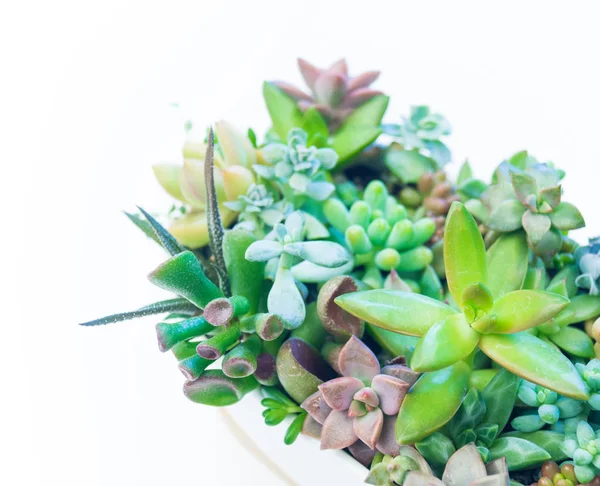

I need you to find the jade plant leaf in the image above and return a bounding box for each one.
[410,314,480,372]
[478,332,589,400]
[444,202,487,309]
[547,325,595,358]
[483,290,569,334]
[263,81,304,141]
[488,437,550,471]
[480,368,520,434]
[335,290,457,337]
[486,231,528,298]
[396,361,470,444]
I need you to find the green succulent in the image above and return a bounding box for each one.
[576,360,600,411]
[576,238,600,296]
[366,447,433,485]
[562,421,600,483]
[482,156,584,259]
[322,180,437,289]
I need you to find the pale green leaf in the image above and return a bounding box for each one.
[486,231,528,298]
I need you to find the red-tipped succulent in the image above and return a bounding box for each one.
[301,336,419,454]
[273,58,383,130]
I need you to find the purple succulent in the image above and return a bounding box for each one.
[273,58,383,130]
[301,336,419,454]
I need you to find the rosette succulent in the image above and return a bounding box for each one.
[576,238,600,295]
[301,336,419,453]
[482,155,584,259]
[152,121,256,248]
[576,360,600,410]
[272,58,383,130]
[322,180,436,288]
[562,421,600,483]
[366,447,433,486]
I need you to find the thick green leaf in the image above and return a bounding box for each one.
[549,202,585,231]
[335,290,457,337]
[367,325,420,362]
[482,290,569,334]
[262,82,304,141]
[448,387,487,440]
[283,241,349,268]
[384,146,435,183]
[489,437,550,471]
[478,332,589,400]
[396,362,470,444]
[269,266,305,329]
[554,294,600,327]
[444,202,487,308]
[300,107,329,148]
[487,200,526,232]
[331,95,389,166]
[411,314,480,372]
[501,431,567,462]
[183,370,258,406]
[547,325,595,358]
[486,232,528,298]
[481,368,520,435]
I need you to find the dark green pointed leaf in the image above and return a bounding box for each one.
[486,232,528,298]
[480,368,520,435]
[478,332,589,400]
[137,206,185,256]
[444,202,487,309]
[415,432,456,467]
[449,387,486,440]
[335,290,457,337]
[547,325,595,358]
[501,430,567,462]
[396,362,470,444]
[124,211,161,245]
[284,412,307,445]
[263,82,304,140]
[489,437,550,471]
[79,298,197,326]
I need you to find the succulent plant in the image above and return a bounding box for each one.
[322,180,437,288]
[272,58,383,131]
[512,380,585,433]
[576,238,600,296]
[153,121,256,248]
[576,360,600,411]
[532,461,593,486]
[562,421,600,483]
[366,447,434,485]
[403,443,510,486]
[335,202,588,402]
[482,155,584,259]
[245,210,350,328]
[301,336,419,453]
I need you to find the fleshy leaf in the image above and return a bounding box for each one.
[268,266,305,329]
[385,146,436,183]
[483,290,569,334]
[442,443,487,486]
[522,211,551,246]
[396,362,470,444]
[137,206,185,256]
[183,370,258,406]
[371,375,411,416]
[283,241,349,268]
[245,240,283,261]
[488,437,550,471]
[335,290,456,337]
[486,231,528,298]
[354,408,384,450]
[487,200,526,232]
[444,202,487,308]
[481,368,520,435]
[320,410,358,450]
[318,376,364,411]
[549,202,585,230]
[411,314,480,372]
[547,326,595,358]
[502,430,567,462]
[263,81,304,140]
[338,336,380,383]
[478,332,589,400]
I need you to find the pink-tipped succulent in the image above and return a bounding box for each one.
[273,58,383,130]
[301,336,419,454]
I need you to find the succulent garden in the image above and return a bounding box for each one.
[82,58,600,485]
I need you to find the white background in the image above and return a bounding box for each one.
[2,1,600,484]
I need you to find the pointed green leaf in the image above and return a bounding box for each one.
[485,290,569,334]
[262,82,304,141]
[79,298,197,326]
[554,294,600,327]
[548,265,579,298]
[367,325,420,362]
[481,368,520,435]
[444,202,487,308]
[487,200,526,232]
[457,160,473,186]
[522,211,551,246]
[300,107,329,148]
[331,95,389,166]
[478,332,589,400]
[124,211,161,246]
[396,362,470,444]
[486,232,528,298]
[148,251,223,309]
[548,326,595,358]
[549,202,585,231]
[335,290,457,337]
[489,437,550,471]
[384,146,435,184]
[137,206,185,256]
[411,314,480,372]
[501,431,567,462]
[448,387,487,440]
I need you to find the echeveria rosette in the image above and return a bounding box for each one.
[322,180,437,290]
[482,160,585,259]
[576,237,600,296]
[245,211,351,328]
[511,380,585,433]
[366,447,434,486]
[256,128,338,203]
[301,336,419,453]
[562,421,600,483]
[576,360,600,411]
[383,105,452,167]
[272,58,383,131]
[152,121,256,248]
[403,443,510,486]
[335,202,589,403]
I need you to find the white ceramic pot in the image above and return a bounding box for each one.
[220,391,369,485]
